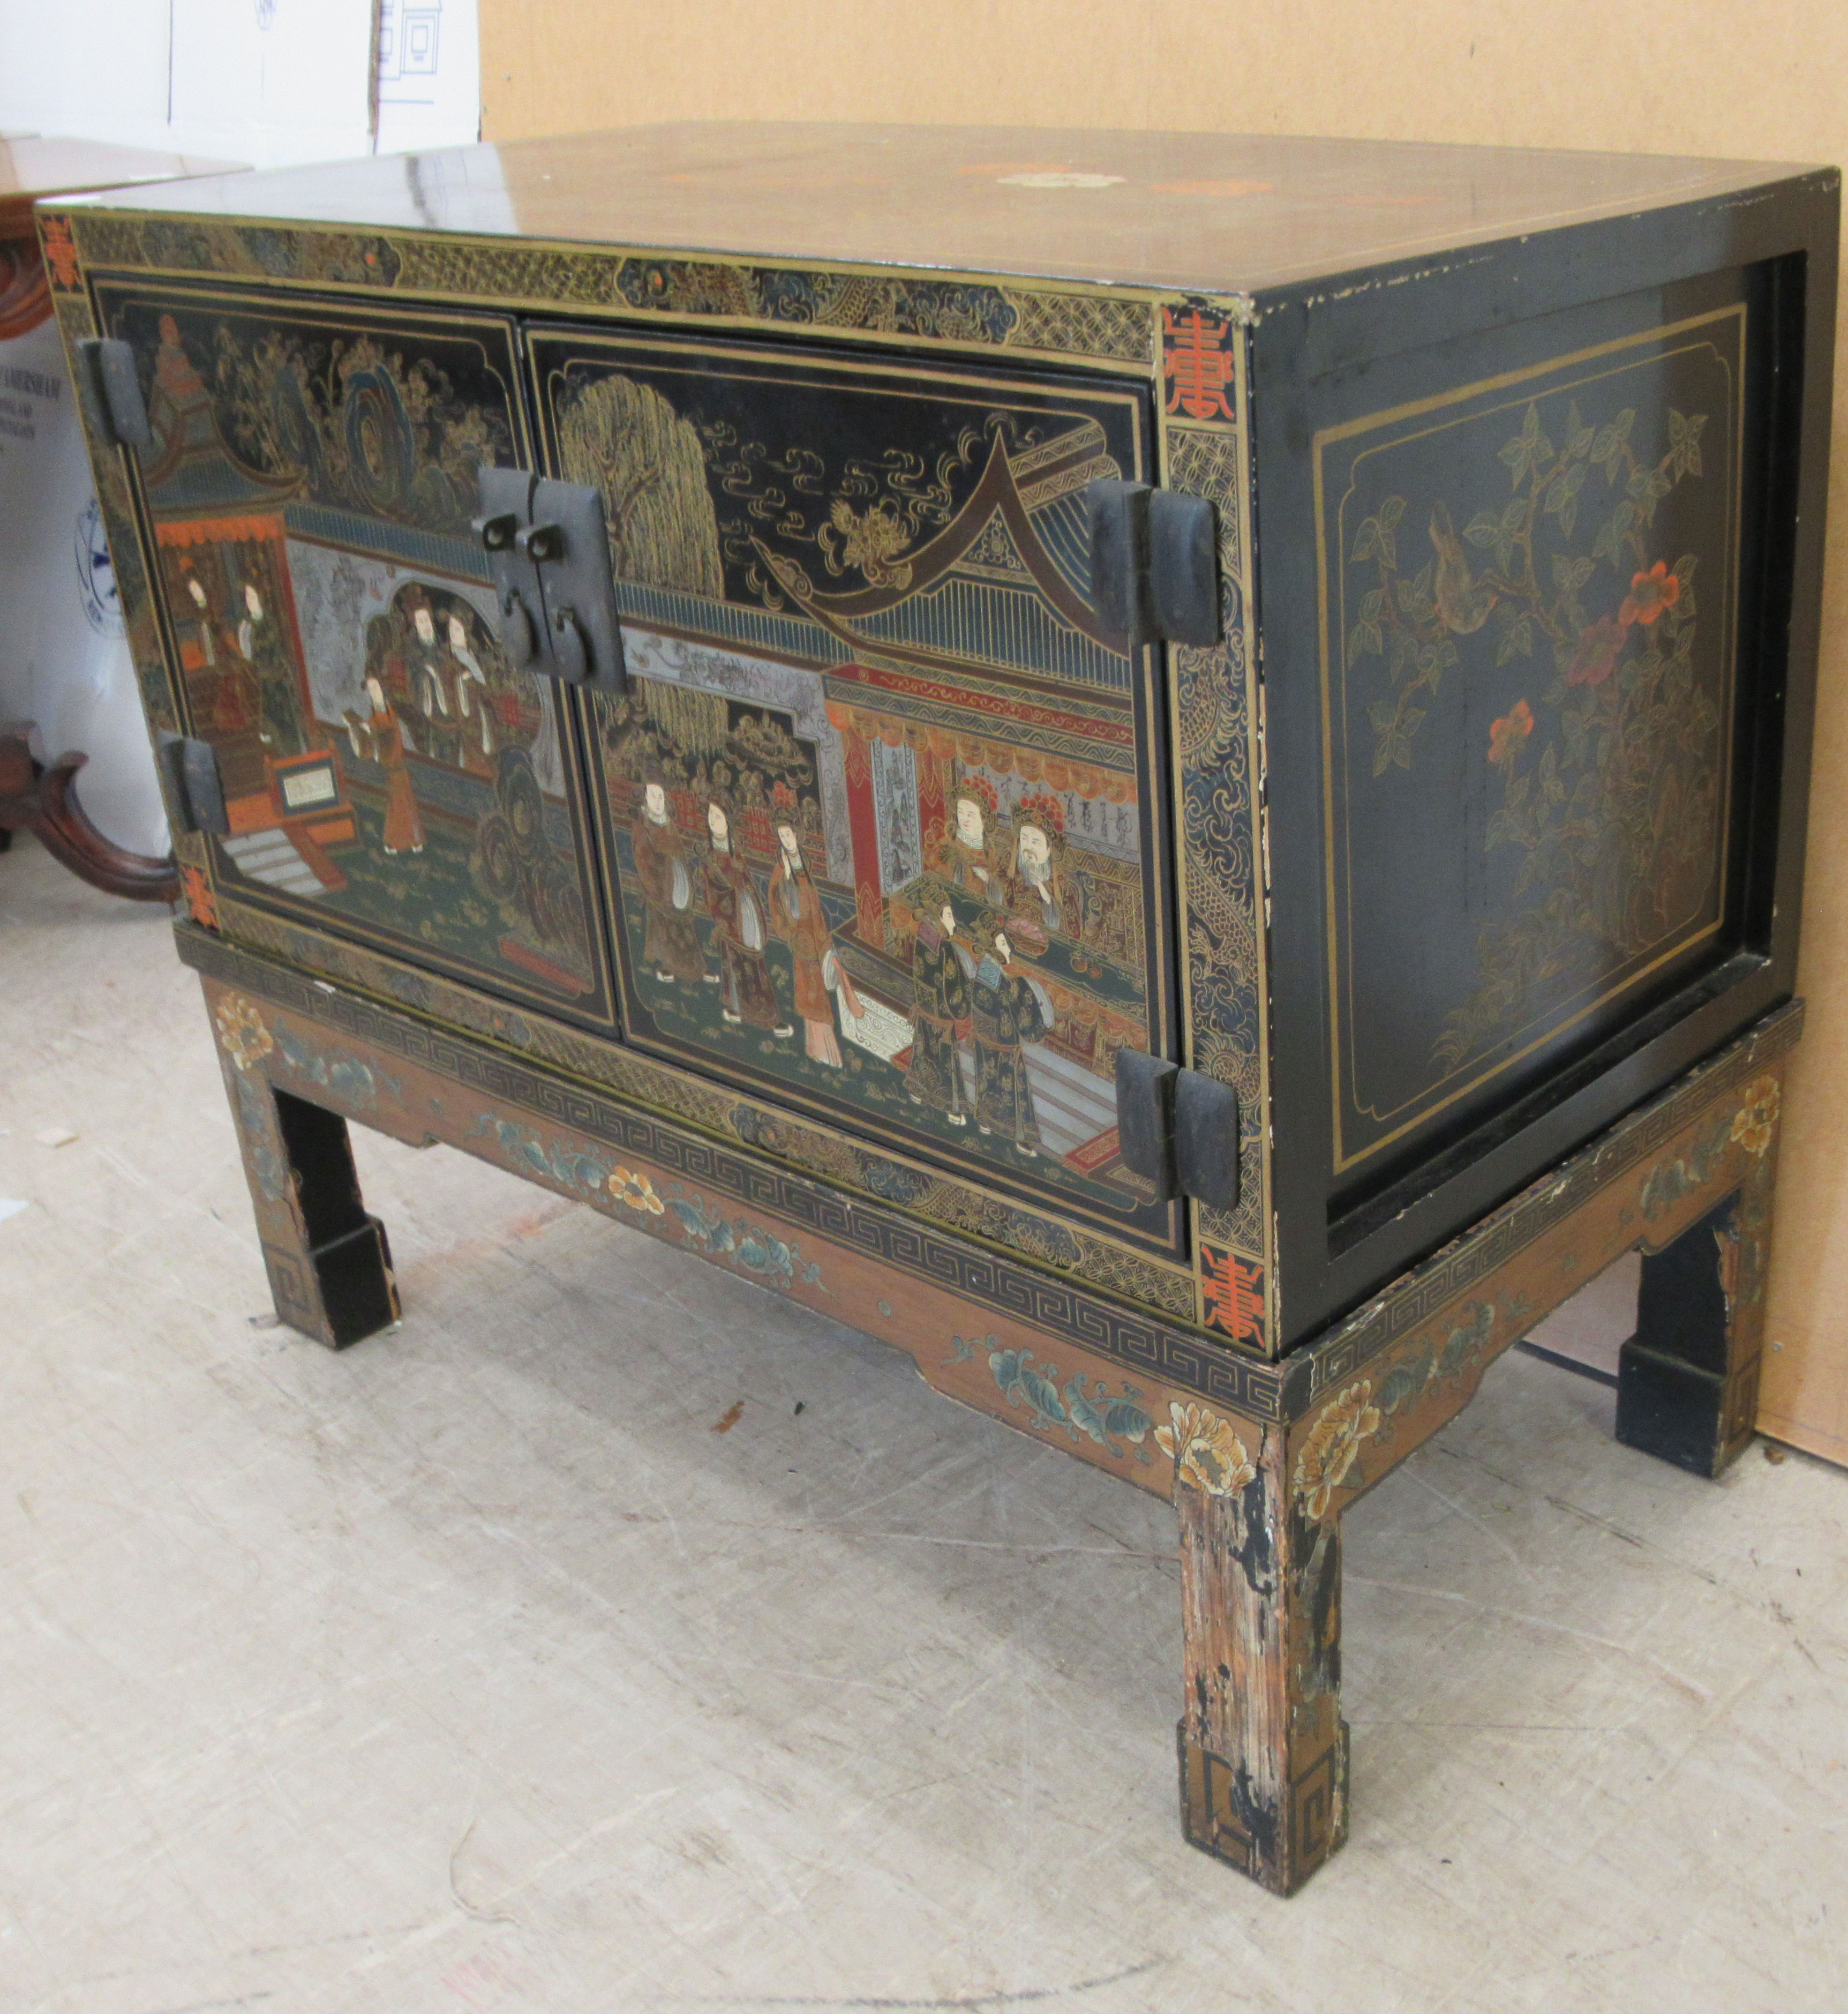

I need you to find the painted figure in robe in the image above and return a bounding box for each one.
[702,796,788,1034]
[404,595,456,767]
[769,817,863,1068]
[344,675,425,856]
[237,580,299,757]
[971,927,1053,1156]
[940,775,1000,901]
[1003,791,1068,952]
[631,768,704,984]
[906,903,973,1124]
[447,611,497,775]
[178,563,252,737]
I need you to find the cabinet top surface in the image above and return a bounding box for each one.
[57,122,1824,295]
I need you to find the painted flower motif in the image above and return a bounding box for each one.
[1730,1077,1781,1159]
[827,498,913,589]
[214,994,274,1073]
[1293,1381,1383,1523]
[608,1166,665,1215]
[1487,698,1535,767]
[1562,612,1629,688]
[1155,1402,1256,1497]
[1619,560,1681,627]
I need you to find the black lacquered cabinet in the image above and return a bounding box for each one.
[48,123,1837,1896]
[49,126,1837,1358]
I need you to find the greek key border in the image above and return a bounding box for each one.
[178,926,1283,1420]
[209,892,1196,1321]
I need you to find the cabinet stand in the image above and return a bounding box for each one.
[189,922,1794,1894]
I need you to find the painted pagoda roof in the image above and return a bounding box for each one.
[756,425,1132,695]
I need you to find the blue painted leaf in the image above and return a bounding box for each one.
[1016,1361,1069,1428]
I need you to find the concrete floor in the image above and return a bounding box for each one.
[4,828,1847,2014]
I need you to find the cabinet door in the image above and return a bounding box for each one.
[529,328,1182,1263]
[93,281,615,1030]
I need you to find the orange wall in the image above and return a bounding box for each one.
[480,0,1848,1462]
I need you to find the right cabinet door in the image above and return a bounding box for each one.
[528,327,1185,1268]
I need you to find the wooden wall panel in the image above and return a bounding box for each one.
[478,0,1848,1464]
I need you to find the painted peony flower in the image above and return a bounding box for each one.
[1564,613,1629,688]
[1619,560,1681,627]
[1293,1381,1384,1522]
[1488,698,1535,766]
[1156,1402,1257,1497]
[608,1166,666,1215]
[214,994,275,1074]
[1730,1077,1781,1159]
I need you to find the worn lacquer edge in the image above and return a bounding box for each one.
[41,221,207,900]
[1287,1004,1800,1526]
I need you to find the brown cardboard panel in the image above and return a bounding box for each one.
[482,1,1847,1463]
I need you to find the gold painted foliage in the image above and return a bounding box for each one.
[1730,1076,1781,1159]
[1156,1402,1256,1497]
[1349,393,1711,778]
[555,373,726,598]
[213,327,509,533]
[214,994,275,1074]
[825,498,913,589]
[1294,1380,1383,1523]
[1348,390,1725,1077]
[695,413,987,609]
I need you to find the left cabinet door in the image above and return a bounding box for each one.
[93,280,617,1031]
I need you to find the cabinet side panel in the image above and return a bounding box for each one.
[1318,303,1747,1192]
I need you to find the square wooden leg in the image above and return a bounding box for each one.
[1176,1426,1348,1896]
[209,983,399,1349]
[1617,1073,1779,1478]
[1617,1194,1764,1476]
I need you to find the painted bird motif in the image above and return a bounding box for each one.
[1429,500,1498,635]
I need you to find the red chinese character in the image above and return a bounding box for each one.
[182,864,219,931]
[1163,306,1235,422]
[1202,1245,1264,1343]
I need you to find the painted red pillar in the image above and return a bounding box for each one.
[830,704,885,946]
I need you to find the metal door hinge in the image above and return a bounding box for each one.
[474,466,626,694]
[155,732,229,837]
[1113,1050,1239,1211]
[74,337,152,453]
[1086,480,1220,649]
